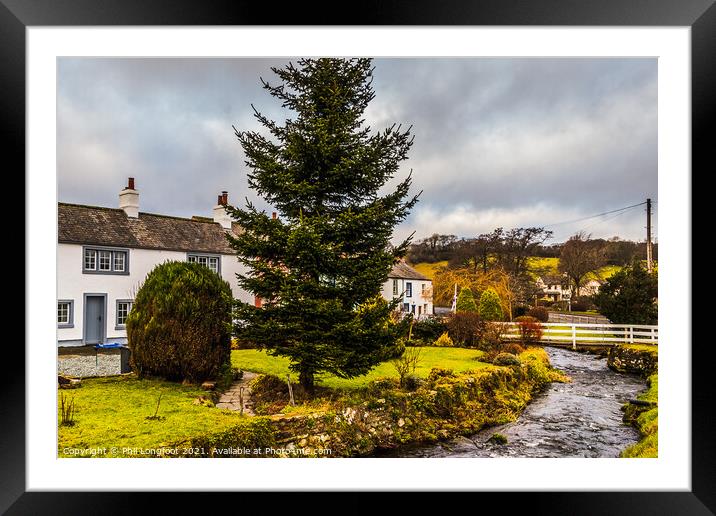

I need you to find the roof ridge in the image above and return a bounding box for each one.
[58,202,220,225]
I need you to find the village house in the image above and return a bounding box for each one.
[536,273,603,301]
[57,178,434,347]
[381,261,433,319]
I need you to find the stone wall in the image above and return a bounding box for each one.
[607,345,658,377]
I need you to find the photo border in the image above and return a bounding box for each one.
[5,0,710,512]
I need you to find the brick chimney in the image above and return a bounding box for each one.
[213,190,232,229]
[119,177,139,218]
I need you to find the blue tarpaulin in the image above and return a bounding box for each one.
[94,343,126,349]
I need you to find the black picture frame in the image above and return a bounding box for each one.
[5,0,709,512]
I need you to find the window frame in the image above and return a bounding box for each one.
[115,299,133,329]
[187,252,222,274]
[405,282,412,298]
[82,246,130,275]
[392,279,399,296]
[57,299,74,328]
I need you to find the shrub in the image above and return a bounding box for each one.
[513,305,529,318]
[478,288,503,321]
[411,316,448,344]
[488,432,508,445]
[494,352,521,367]
[456,287,478,313]
[127,261,233,383]
[501,342,526,355]
[527,306,549,323]
[447,312,486,348]
[570,298,591,312]
[403,374,424,392]
[479,322,508,352]
[392,346,423,388]
[433,332,454,347]
[514,316,544,345]
[536,298,553,308]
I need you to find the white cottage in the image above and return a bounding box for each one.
[381,261,433,319]
[57,178,252,347]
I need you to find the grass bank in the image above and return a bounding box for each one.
[57,375,253,457]
[231,347,490,390]
[621,374,658,458]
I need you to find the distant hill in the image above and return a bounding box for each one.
[411,257,624,282]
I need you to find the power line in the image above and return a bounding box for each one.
[543,201,647,228]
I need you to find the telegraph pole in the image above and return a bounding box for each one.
[646,198,653,273]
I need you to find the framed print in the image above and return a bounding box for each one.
[4,0,711,512]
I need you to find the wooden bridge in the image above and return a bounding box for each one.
[502,322,658,350]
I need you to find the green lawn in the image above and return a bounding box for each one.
[232,347,491,390]
[58,375,244,457]
[621,374,658,458]
[410,261,448,279]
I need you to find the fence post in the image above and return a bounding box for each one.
[629,326,634,344]
[572,324,576,350]
[651,327,656,343]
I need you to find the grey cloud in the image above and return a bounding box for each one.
[58,57,657,244]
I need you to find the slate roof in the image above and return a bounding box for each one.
[58,203,241,254]
[388,261,430,281]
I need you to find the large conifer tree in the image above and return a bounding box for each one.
[227,58,419,391]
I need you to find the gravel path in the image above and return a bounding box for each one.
[58,350,122,377]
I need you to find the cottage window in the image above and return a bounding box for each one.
[57,300,73,327]
[116,300,133,328]
[83,247,129,275]
[392,279,399,296]
[188,253,221,274]
[405,282,412,297]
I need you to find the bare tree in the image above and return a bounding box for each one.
[558,232,606,297]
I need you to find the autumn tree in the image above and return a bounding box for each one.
[558,232,606,297]
[228,58,419,392]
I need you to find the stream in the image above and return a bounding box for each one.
[376,346,645,458]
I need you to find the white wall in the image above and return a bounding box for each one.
[381,277,433,317]
[57,243,252,346]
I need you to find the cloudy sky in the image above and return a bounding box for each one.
[57,57,657,244]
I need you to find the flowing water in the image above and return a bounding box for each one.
[376,346,645,458]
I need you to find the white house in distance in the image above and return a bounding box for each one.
[57,178,252,347]
[381,261,433,319]
[536,273,603,301]
[57,178,434,347]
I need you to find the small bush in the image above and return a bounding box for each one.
[427,368,455,383]
[392,346,423,388]
[513,305,529,318]
[536,299,553,308]
[527,306,549,323]
[514,316,544,345]
[411,316,448,344]
[501,342,526,355]
[59,394,76,427]
[127,261,233,383]
[456,287,478,313]
[494,353,521,367]
[479,288,504,321]
[447,312,486,348]
[403,374,424,392]
[570,298,591,312]
[433,332,454,347]
[479,322,508,352]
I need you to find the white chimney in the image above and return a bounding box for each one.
[213,191,232,229]
[119,177,139,218]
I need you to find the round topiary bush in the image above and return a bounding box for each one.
[126,261,233,383]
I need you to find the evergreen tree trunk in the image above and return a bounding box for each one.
[299,370,315,394]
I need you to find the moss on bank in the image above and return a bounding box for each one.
[621,374,658,458]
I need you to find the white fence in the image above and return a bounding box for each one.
[502,322,658,349]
